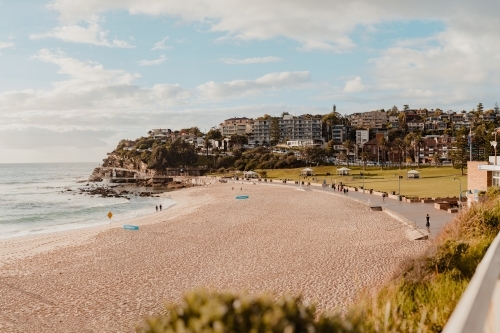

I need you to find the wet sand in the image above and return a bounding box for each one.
[0,182,427,332]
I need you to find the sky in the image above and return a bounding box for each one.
[1,0,500,163]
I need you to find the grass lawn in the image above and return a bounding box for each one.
[257,166,467,198]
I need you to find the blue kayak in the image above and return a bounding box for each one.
[236,195,249,199]
[123,224,139,230]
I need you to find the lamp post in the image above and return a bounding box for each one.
[469,128,472,161]
[454,178,462,209]
[398,175,403,196]
[491,140,497,165]
[491,128,500,165]
[361,172,365,193]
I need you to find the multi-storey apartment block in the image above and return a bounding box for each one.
[251,114,323,145]
[280,114,322,141]
[251,118,271,144]
[220,117,253,137]
[349,110,387,129]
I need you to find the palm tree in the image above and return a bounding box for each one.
[394,138,406,169]
[360,151,369,170]
[432,153,440,167]
[404,133,415,166]
[342,140,354,167]
[377,136,389,169]
[413,133,425,168]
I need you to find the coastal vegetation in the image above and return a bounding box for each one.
[114,137,198,171]
[138,189,500,333]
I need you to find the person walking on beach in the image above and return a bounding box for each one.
[155,205,158,212]
[426,214,430,229]
[159,204,162,211]
[382,193,385,202]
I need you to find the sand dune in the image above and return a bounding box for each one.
[0,182,427,332]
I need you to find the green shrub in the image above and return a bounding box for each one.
[137,291,365,333]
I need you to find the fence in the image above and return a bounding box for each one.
[443,231,500,333]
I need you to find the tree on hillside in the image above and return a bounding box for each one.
[450,127,469,175]
[495,102,500,114]
[321,107,341,141]
[205,129,223,158]
[360,151,369,170]
[326,140,335,157]
[181,127,203,136]
[270,117,281,145]
[342,140,354,167]
[230,134,248,145]
[477,102,484,114]
[303,146,325,165]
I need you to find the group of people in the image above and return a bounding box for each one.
[332,184,348,194]
[155,204,162,212]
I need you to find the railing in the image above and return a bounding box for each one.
[443,231,500,333]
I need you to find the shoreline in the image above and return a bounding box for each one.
[0,182,215,268]
[0,180,427,332]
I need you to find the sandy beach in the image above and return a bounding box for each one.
[0,181,427,332]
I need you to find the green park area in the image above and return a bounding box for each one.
[259,166,467,198]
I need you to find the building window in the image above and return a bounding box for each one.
[493,171,500,186]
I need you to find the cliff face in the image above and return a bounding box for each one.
[89,152,168,183]
[102,152,150,174]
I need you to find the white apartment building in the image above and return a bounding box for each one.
[356,129,369,147]
[220,117,253,137]
[251,114,323,145]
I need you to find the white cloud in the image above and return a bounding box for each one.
[0,127,114,149]
[197,71,310,101]
[0,49,190,115]
[343,77,365,93]
[151,36,171,50]
[368,27,500,104]
[30,20,134,48]
[0,42,14,49]
[221,56,282,64]
[44,0,500,59]
[138,55,167,66]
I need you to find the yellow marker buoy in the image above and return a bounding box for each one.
[108,211,113,228]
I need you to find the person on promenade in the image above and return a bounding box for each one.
[155,205,158,212]
[426,214,430,229]
[382,193,385,202]
[159,204,162,211]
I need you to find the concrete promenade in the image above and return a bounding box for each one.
[312,185,455,238]
[233,178,456,238]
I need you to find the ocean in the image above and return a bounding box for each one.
[0,163,174,240]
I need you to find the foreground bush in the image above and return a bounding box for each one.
[357,189,500,332]
[137,291,365,333]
